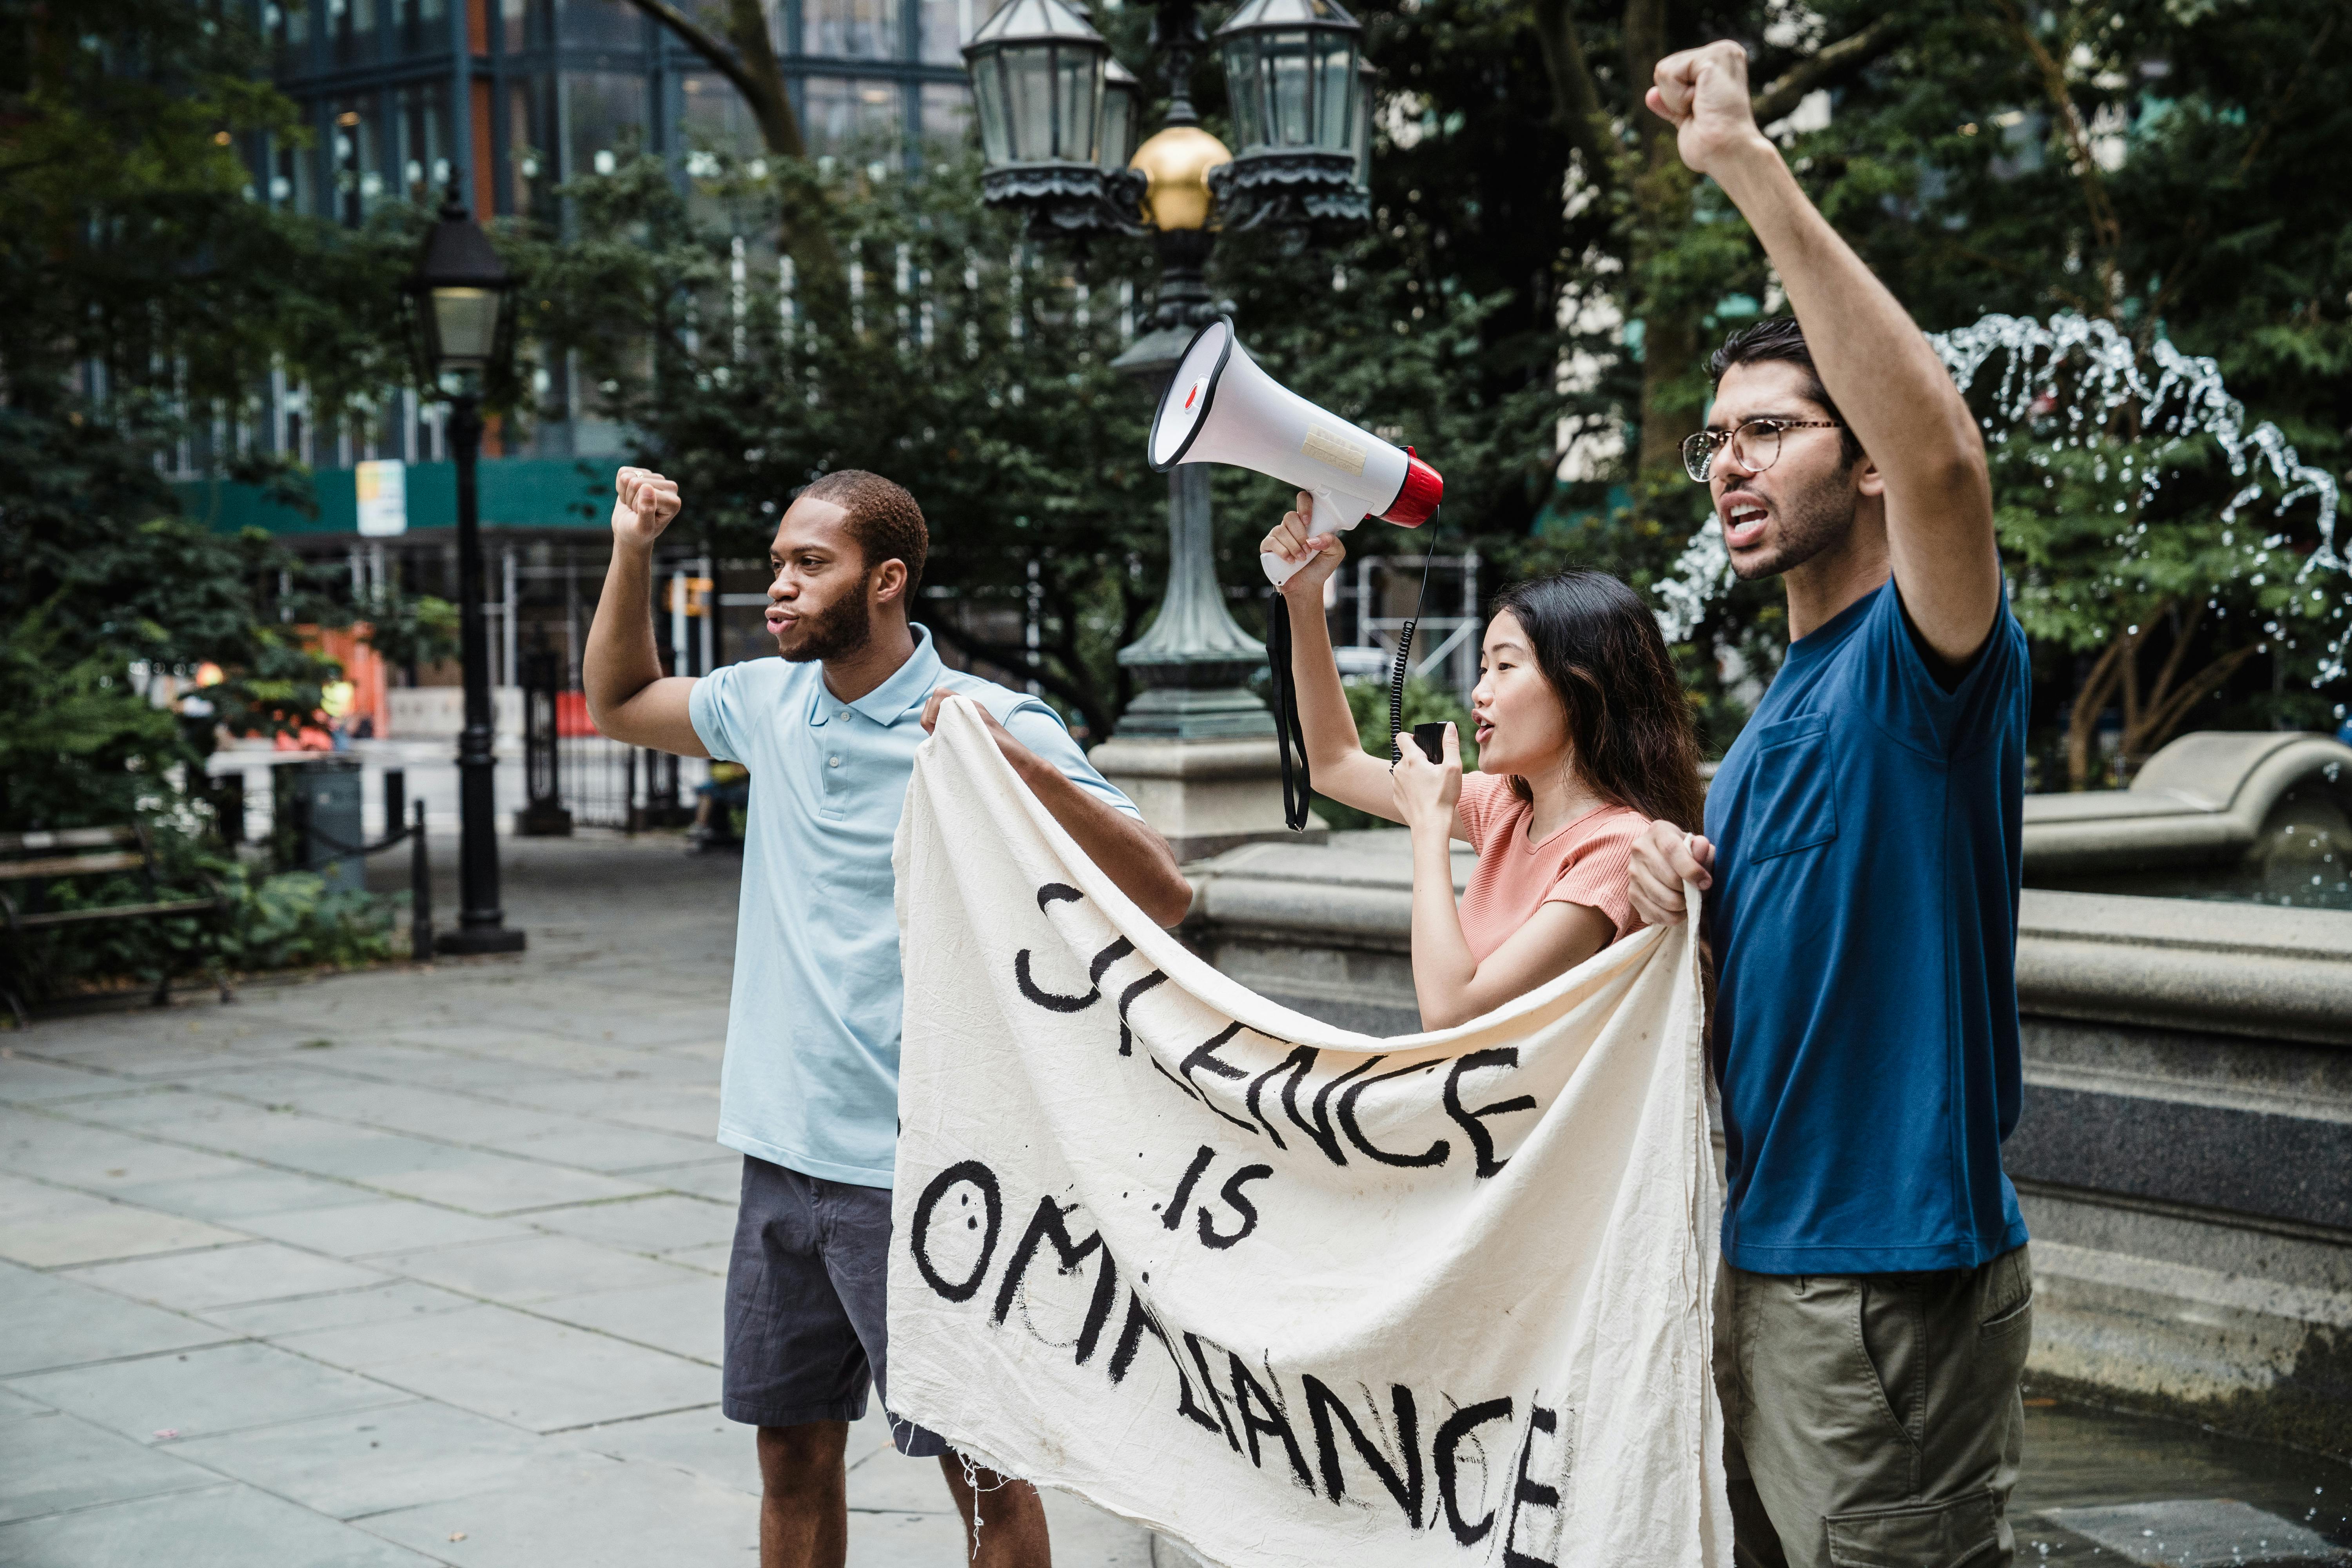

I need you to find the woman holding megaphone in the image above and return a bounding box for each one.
[1262,493,1706,1031]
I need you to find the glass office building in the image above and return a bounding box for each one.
[228,0,992,472]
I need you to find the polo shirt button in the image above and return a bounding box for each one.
[828,756,840,768]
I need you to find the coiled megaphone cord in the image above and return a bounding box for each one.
[1388,517,1441,764]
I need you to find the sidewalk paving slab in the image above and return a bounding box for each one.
[355,1448,759,1568]
[200,1279,480,1338]
[0,1105,255,1189]
[0,1482,448,1567]
[108,1165,384,1221]
[7,1340,410,1440]
[522,1192,737,1257]
[235,1197,536,1258]
[0,1055,137,1104]
[167,1400,550,1521]
[277,1301,717,1432]
[0,1408,225,1524]
[60,1240,389,1312]
[0,1173,250,1268]
[369,1232,710,1306]
[0,1260,233,1377]
[529,1276,728,1363]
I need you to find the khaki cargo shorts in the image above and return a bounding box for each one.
[1717,1244,2034,1568]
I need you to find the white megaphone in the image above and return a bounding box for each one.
[1148,316,1442,587]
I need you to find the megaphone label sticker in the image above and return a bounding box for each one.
[1183,377,1208,412]
[1301,426,1368,477]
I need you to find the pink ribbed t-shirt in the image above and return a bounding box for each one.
[1454,773,1648,962]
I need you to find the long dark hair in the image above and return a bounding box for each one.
[1488,572,1706,830]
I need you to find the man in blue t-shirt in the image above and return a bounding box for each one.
[1627,42,2035,1568]
[583,466,1192,1568]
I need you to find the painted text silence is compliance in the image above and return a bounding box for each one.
[889,699,1731,1568]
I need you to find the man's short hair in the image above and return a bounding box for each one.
[800,470,929,597]
[1707,318,1867,468]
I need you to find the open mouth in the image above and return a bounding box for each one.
[1721,495,1771,551]
[1473,719,1495,746]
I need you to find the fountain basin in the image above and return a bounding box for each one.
[2024,731,2352,909]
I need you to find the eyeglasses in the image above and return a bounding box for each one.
[1681,418,1844,483]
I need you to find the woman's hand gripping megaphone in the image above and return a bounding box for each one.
[1261,490,1370,589]
[1260,492,1349,601]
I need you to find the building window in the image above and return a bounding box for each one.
[397,83,454,203]
[566,73,649,180]
[918,0,1002,65]
[510,78,555,214]
[332,100,384,225]
[557,0,644,51]
[801,76,904,156]
[329,0,379,67]
[502,0,547,53]
[270,136,316,210]
[389,0,447,56]
[919,81,971,152]
[803,0,899,60]
[681,73,764,163]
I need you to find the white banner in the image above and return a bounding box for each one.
[890,700,1730,1568]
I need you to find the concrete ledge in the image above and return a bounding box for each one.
[1087,737,1292,781]
[2018,891,2352,1047]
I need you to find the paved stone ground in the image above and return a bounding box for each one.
[2,832,2347,1566]
[0,833,1154,1567]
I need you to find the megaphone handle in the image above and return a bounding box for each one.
[1260,492,1363,587]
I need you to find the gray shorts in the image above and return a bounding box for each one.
[1717,1244,2033,1568]
[722,1155,948,1457]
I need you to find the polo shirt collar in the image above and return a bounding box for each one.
[810,624,944,726]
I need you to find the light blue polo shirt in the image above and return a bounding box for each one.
[689,623,1140,1187]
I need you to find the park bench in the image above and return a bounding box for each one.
[0,825,235,1026]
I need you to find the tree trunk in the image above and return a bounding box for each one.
[618,0,846,315]
[1525,1,1914,504]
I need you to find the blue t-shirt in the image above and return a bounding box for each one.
[689,624,1140,1187]
[1703,579,2030,1275]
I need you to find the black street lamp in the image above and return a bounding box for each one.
[404,193,526,956]
[964,0,1377,747]
[1211,0,1368,230]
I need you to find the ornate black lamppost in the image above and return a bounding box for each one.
[964,0,1373,797]
[404,195,526,955]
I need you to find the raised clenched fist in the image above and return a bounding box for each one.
[612,466,682,550]
[1644,40,1766,179]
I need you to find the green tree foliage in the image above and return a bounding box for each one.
[0,0,449,815]
[515,149,1167,739]
[1311,0,2350,764]
[0,0,445,999]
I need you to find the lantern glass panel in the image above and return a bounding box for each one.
[1099,77,1134,170]
[1311,33,1356,152]
[1351,63,1374,187]
[1263,29,1311,147]
[1002,44,1056,160]
[974,54,1012,162]
[1221,34,1265,147]
[430,286,501,367]
[1053,44,1097,161]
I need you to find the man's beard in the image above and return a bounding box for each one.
[777,572,875,662]
[1728,476,1858,582]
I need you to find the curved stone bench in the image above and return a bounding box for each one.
[2023,730,2352,878]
